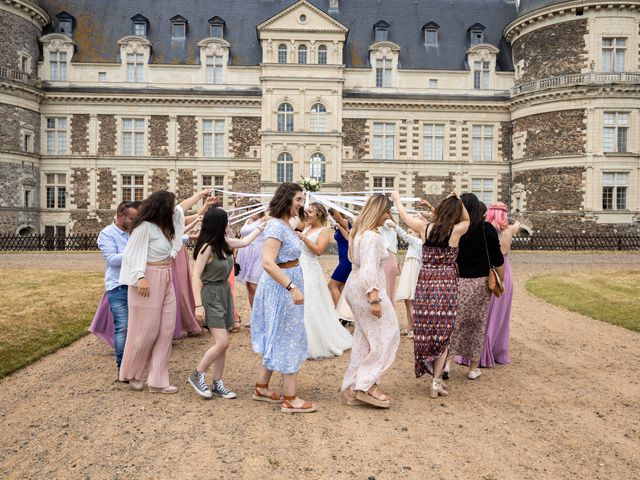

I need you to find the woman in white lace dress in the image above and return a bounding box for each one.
[297,202,352,359]
[341,194,400,408]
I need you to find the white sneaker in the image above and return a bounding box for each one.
[467,369,481,380]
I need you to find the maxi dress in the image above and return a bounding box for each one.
[412,239,459,378]
[251,219,307,374]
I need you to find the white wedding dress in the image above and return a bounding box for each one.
[300,228,353,359]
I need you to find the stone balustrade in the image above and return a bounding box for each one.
[511,71,640,97]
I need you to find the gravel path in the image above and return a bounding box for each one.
[0,252,639,479]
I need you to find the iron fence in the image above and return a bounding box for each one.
[0,233,639,252]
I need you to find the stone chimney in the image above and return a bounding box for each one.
[329,0,339,14]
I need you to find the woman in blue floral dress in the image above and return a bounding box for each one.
[251,182,317,414]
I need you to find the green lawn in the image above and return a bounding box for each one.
[0,269,104,378]
[526,271,640,333]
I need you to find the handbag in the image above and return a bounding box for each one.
[234,262,241,276]
[482,225,504,297]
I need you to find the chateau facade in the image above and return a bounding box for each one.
[1,0,639,236]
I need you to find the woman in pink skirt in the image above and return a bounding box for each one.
[118,189,209,393]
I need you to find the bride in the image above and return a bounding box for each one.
[297,202,353,359]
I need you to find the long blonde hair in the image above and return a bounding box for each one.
[348,194,392,258]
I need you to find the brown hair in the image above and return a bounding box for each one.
[427,195,463,245]
[130,190,176,241]
[309,202,328,225]
[268,182,303,219]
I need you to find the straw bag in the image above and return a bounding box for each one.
[482,226,504,297]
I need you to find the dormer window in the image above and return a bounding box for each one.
[56,11,74,35]
[374,20,390,42]
[171,15,187,39]
[209,17,225,38]
[468,23,486,46]
[131,14,149,36]
[422,22,439,47]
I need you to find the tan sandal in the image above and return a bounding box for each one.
[355,385,390,408]
[346,389,364,406]
[252,383,283,403]
[281,395,318,414]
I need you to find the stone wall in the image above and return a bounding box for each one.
[231,169,261,193]
[71,114,89,154]
[69,209,115,235]
[71,168,90,209]
[0,160,39,233]
[342,119,367,159]
[0,103,40,154]
[0,10,40,72]
[341,170,366,192]
[177,116,197,157]
[513,109,586,159]
[149,115,169,156]
[512,19,588,83]
[96,168,115,209]
[230,117,261,158]
[413,172,456,205]
[150,168,170,192]
[176,169,196,201]
[514,167,585,211]
[97,115,116,155]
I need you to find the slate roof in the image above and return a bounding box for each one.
[37,0,516,71]
[517,0,572,16]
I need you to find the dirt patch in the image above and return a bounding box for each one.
[0,252,639,479]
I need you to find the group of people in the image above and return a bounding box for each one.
[93,181,518,412]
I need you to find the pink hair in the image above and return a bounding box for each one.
[486,202,508,232]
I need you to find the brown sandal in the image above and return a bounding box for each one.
[252,383,283,403]
[281,395,318,414]
[231,313,241,333]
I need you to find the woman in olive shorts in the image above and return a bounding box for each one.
[188,206,265,400]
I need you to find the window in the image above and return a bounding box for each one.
[122,118,145,156]
[373,177,394,192]
[98,72,107,82]
[374,20,390,42]
[22,132,33,153]
[277,152,294,182]
[470,29,484,45]
[126,53,144,82]
[318,45,327,64]
[134,22,146,36]
[602,38,625,72]
[425,29,438,46]
[473,61,490,90]
[423,124,445,160]
[202,175,224,192]
[45,173,67,209]
[375,59,392,87]
[23,189,32,208]
[298,45,307,64]
[46,117,67,154]
[471,178,494,203]
[373,123,395,159]
[206,55,223,84]
[472,125,493,161]
[203,120,225,157]
[310,153,326,183]
[172,23,186,38]
[602,172,628,210]
[50,51,68,81]
[603,112,628,153]
[19,54,31,74]
[277,103,294,132]
[310,103,327,132]
[428,79,438,88]
[208,17,225,38]
[121,174,145,202]
[278,44,288,64]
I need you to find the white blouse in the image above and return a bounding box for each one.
[395,226,423,262]
[119,205,185,285]
[379,221,399,254]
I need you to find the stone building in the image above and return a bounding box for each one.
[0,0,638,236]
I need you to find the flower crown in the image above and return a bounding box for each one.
[489,202,508,213]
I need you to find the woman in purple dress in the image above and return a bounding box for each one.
[236,199,267,309]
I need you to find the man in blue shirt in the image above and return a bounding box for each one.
[97,200,140,376]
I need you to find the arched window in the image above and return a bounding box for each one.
[278,44,288,64]
[298,45,307,64]
[317,45,327,64]
[310,153,326,183]
[310,103,327,132]
[277,103,294,132]
[277,152,294,182]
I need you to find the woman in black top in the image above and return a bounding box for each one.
[449,193,504,380]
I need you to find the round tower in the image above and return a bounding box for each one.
[0,0,48,234]
[505,0,640,233]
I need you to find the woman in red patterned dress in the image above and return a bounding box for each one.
[391,192,469,398]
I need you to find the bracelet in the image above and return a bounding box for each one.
[195,305,202,308]
[368,298,382,304]
[286,281,293,291]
